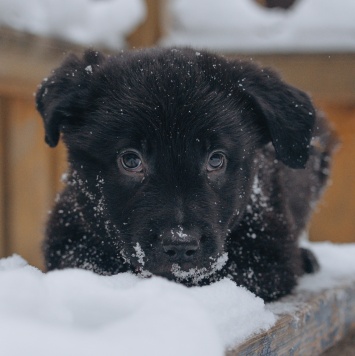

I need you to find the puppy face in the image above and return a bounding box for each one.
[36,48,315,284]
[78,87,261,282]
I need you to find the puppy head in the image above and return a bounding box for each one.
[36,48,315,283]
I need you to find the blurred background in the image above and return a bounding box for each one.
[0,0,354,270]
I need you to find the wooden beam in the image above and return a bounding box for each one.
[310,101,355,243]
[127,0,166,48]
[233,54,355,103]
[2,26,355,102]
[5,97,53,269]
[0,98,5,257]
[0,26,85,98]
[228,281,355,355]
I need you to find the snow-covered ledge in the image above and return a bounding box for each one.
[228,280,355,355]
[1,243,355,356]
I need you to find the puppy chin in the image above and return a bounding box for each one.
[134,253,228,286]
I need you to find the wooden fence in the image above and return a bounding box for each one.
[0,28,80,268]
[0,3,355,270]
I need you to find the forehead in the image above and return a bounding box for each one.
[95,90,241,152]
[82,50,257,155]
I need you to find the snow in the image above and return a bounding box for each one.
[297,242,355,292]
[269,242,355,315]
[162,0,355,53]
[171,252,228,284]
[132,242,146,266]
[1,0,354,52]
[0,0,145,49]
[0,255,274,356]
[1,242,355,355]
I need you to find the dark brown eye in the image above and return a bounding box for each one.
[207,152,225,171]
[119,151,143,172]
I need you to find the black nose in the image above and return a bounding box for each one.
[162,228,200,261]
[163,243,199,259]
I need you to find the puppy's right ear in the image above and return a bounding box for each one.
[36,50,106,147]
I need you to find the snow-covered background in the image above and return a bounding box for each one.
[1,242,355,356]
[0,0,145,49]
[1,0,354,52]
[162,0,355,53]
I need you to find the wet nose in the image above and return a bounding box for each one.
[162,227,200,261]
[163,243,199,259]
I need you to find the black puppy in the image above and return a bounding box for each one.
[36,48,337,301]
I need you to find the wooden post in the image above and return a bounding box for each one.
[310,102,355,243]
[5,97,53,269]
[0,98,6,257]
[127,0,166,48]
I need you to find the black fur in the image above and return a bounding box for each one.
[36,48,337,301]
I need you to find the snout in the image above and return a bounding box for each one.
[161,227,200,262]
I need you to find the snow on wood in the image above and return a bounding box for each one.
[230,281,355,355]
[0,0,146,49]
[1,242,355,355]
[162,0,355,53]
[230,242,355,354]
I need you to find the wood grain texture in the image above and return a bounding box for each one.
[310,102,355,243]
[5,97,53,269]
[323,328,355,355]
[234,54,355,102]
[0,26,84,98]
[127,0,165,48]
[0,98,5,257]
[228,281,355,355]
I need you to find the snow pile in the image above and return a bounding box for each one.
[298,242,355,292]
[268,242,355,316]
[0,255,275,356]
[1,242,355,355]
[163,0,355,52]
[0,0,145,49]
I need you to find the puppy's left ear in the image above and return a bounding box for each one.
[36,50,106,147]
[236,64,315,169]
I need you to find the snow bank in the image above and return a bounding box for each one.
[0,0,145,49]
[1,242,355,355]
[298,242,355,292]
[268,242,355,315]
[163,0,355,53]
[0,255,275,356]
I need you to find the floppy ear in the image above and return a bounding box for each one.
[36,50,106,147]
[234,63,315,169]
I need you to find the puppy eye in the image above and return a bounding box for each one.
[119,151,143,173]
[207,152,225,171]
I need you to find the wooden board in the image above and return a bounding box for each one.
[0,26,85,98]
[228,281,355,355]
[0,98,5,257]
[310,102,355,243]
[234,54,355,103]
[127,0,165,48]
[5,97,53,269]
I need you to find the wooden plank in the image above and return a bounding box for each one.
[0,26,85,98]
[127,0,166,48]
[228,281,355,355]
[233,54,355,102]
[310,101,355,243]
[0,98,5,257]
[323,329,355,355]
[6,97,53,269]
[2,26,355,102]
